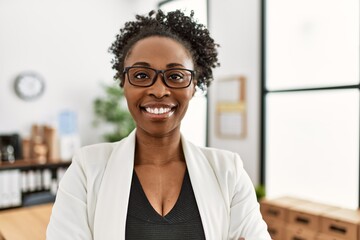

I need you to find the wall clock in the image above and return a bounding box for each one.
[14,72,46,101]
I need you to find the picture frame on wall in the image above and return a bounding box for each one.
[215,76,247,139]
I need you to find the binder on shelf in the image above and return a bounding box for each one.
[0,171,5,208]
[10,170,21,207]
[2,171,11,207]
[0,160,71,210]
[0,170,22,208]
[42,169,52,190]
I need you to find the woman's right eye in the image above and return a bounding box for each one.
[134,72,149,79]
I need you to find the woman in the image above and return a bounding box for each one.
[47,10,271,240]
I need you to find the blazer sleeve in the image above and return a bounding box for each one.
[46,149,93,240]
[228,153,271,240]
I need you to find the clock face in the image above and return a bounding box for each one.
[14,72,45,100]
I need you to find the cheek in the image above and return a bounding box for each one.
[191,84,196,96]
[189,84,196,98]
[180,89,195,108]
[123,87,136,109]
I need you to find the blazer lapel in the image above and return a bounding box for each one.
[94,130,136,240]
[182,137,229,240]
[93,131,228,239]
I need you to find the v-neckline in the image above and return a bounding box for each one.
[132,169,188,219]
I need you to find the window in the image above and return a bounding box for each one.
[262,0,360,209]
[158,0,208,147]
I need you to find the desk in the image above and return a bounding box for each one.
[0,204,52,240]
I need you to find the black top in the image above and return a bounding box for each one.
[125,169,206,240]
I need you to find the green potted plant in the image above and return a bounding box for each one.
[255,184,266,202]
[93,83,135,142]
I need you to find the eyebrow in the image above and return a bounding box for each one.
[132,62,150,67]
[131,62,185,68]
[166,63,185,68]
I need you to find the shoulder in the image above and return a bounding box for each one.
[77,142,117,159]
[182,138,245,185]
[73,137,128,170]
[192,144,244,171]
[198,146,241,161]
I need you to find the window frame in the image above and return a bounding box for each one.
[260,0,360,207]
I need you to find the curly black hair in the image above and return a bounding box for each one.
[109,9,220,90]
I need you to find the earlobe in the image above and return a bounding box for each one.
[192,81,197,97]
[120,79,125,88]
[193,82,208,97]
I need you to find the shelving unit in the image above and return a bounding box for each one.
[0,159,71,210]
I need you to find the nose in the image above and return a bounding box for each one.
[147,73,170,98]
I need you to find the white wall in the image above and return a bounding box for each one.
[0,0,262,184]
[0,0,158,146]
[208,0,261,185]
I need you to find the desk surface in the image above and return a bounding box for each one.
[0,204,52,240]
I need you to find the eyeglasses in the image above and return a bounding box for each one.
[123,66,195,89]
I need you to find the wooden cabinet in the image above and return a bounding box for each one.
[260,197,360,240]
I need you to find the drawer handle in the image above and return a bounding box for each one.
[329,224,347,234]
[268,228,277,235]
[267,209,279,216]
[293,237,305,240]
[295,216,309,224]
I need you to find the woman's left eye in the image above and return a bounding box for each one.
[168,73,184,81]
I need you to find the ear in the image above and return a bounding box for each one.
[120,78,125,88]
[192,80,198,97]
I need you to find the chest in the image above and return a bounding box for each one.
[125,168,206,239]
[134,162,186,216]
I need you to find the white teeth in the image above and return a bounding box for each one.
[145,107,171,115]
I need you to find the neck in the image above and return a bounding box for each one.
[134,130,184,166]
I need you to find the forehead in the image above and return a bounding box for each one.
[124,36,194,68]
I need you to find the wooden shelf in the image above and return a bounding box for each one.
[0,159,71,211]
[0,159,71,170]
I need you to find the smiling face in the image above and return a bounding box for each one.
[123,36,196,138]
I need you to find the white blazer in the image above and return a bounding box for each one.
[47,130,271,240]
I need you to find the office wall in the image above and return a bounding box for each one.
[208,0,261,185]
[0,0,262,184]
[0,0,157,146]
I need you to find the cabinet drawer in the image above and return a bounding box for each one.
[285,224,318,240]
[320,208,360,240]
[261,196,308,222]
[288,202,337,232]
[267,220,286,240]
[315,233,347,240]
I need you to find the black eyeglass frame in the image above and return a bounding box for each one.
[123,66,196,89]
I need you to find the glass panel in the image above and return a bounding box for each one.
[265,89,359,209]
[266,0,359,90]
[181,96,207,146]
[159,0,208,146]
[159,0,208,26]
